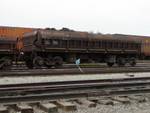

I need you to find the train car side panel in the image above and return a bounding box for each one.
[141,37,150,57]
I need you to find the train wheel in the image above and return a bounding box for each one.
[129,57,136,67]
[117,57,126,67]
[107,63,114,67]
[2,57,12,66]
[54,56,63,68]
[2,57,12,69]
[33,56,44,68]
[26,59,33,69]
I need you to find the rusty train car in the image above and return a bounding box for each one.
[21,30,141,68]
[0,37,18,69]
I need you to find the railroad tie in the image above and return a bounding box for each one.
[56,101,76,111]
[77,98,96,107]
[98,99,114,105]
[111,96,130,104]
[0,106,8,113]
[87,97,99,103]
[16,104,33,113]
[39,103,58,113]
[128,95,146,103]
[87,97,114,106]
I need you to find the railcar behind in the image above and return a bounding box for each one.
[122,35,150,59]
[0,37,18,69]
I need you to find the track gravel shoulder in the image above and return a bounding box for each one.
[74,98,150,113]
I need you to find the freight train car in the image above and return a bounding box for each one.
[0,37,18,69]
[21,30,141,68]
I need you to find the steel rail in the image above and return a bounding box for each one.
[0,76,150,89]
[0,79,150,98]
[0,80,149,96]
[1,87,150,105]
[0,76,150,104]
[1,70,150,76]
[1,63,150,76]
[0,81,149,92]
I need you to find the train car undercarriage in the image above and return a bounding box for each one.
[24,52,137,69]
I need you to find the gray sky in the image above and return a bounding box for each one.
[0,0,150,36]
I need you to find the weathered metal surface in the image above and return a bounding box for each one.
[0,37,18,51]
[90,34,141,43]
[0,77,150,91]
[0,37,17,42]
[21,30,142,69]
[0,37,17,49]
[22,30,38,38]
[40,30,88,39]
[22,30,141,43]
[21,30,141,53]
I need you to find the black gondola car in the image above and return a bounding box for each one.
[21,30,141,68]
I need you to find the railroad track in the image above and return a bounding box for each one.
[1,61,150,112]
[1,77,150,105]
[7,60,150,70]
[1,61,150,76]
[1,77,150,113]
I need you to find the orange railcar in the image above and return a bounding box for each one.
[0,26,41,38]
[0,26,42,50]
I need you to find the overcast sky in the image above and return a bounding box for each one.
[0,0,150,36]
